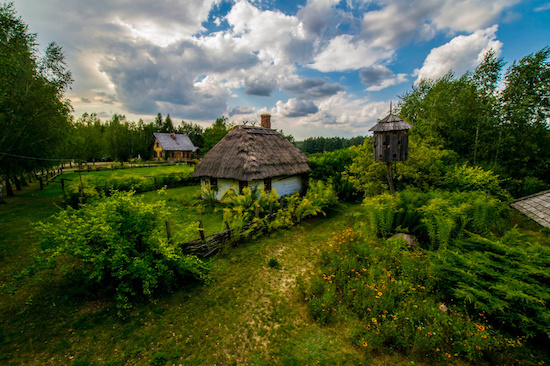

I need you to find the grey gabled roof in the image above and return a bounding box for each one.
[192,125,310,181]
[153,133,197,152]
[369,114,413,132]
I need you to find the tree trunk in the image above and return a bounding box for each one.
[387,162,395,195]
[5,177,14,197]
[20,175,28,186]
[14,177,22,191]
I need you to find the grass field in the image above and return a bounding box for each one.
[62,164,195,181]
[2,168,549,365]
[0,172,385,365]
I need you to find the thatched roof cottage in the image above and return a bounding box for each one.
[192,114,310,199]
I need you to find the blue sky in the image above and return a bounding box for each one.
[13,0,550,139]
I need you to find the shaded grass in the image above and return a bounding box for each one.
[62,164,194,181]
[2,176,549,365]
[1,195,373,365]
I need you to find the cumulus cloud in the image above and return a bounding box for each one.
[297,0,342,36]
[98,36,255,118]
[414,25,502,83]
[359,65,408,91]
[276,98,319,117]
[309,35,393,72]
[226,0,308,65]
[361,0,519,49]
[283,77,345,99]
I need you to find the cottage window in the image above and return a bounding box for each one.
[264,178,272,191]
[210,178,218,190]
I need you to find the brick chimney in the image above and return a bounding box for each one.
[261,114,271,129]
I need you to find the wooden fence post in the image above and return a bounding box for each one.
[39,177,44,190]
[198,220,205,241]
[165,220,171,241]
[255,205,260,218]
[61,179,65,191]
[224,221,231,240]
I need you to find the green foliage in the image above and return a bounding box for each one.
[202,116,233,155]
[220,186,280,229]
[213,180,337,235]
[299,228,507,362]
[520,176,550,197]
[343,136,458,196]
[63,171,198,206]
[359,193,397,237]
[297,135,366,154]
[0,3,72,193]
[399,47,550,189]
[432,229,550,341]
[443,164,510,200]
[307,148,361,201]
[30,191,208,314]
[394,189,504,249]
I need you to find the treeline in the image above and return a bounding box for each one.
[398,48,550,192]
[68,113,232,163]
[296,136,365,154]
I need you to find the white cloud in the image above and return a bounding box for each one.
[432,0,520,32]
[309,35,393,72]
[226,1,307,65]
[276,98,319,117]
[361,0,519,49]
[414,25,503,83]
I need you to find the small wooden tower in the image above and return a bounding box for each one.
[369,106,413,194]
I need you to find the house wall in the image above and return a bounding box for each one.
[200,176,302,200]
[273,176,303,197]
[153,140,193,161]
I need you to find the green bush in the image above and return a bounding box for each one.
[521,176,549,197]
[63,179,100,208]
[359,193,397,237]
[32,191,208,314]
[63,172,199,207]
[443,164,510,200]
[432,229,550,341]
[308,148,361,201]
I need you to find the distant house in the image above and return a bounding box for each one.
[151,133,198,161]
[192,114,310,199]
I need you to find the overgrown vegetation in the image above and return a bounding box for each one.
[22,191,209,315]
[300,189,550,363]
[63,167,198,207]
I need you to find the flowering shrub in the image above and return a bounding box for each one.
[299,227,519,362]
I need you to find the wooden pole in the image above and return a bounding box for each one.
[165,220,171,241]
[386,162,395,195]
[39,177,44,190]
[198,220,205,241]
[225,221,231,239]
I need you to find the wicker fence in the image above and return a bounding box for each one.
[179,213,279,258]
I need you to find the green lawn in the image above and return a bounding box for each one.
[0,175,383,365]
[62,164,195,181]
[2,171,548,365]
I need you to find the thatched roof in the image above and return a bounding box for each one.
[192,126,310,181]
[153,133,198,151]
[369,114,413,132]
